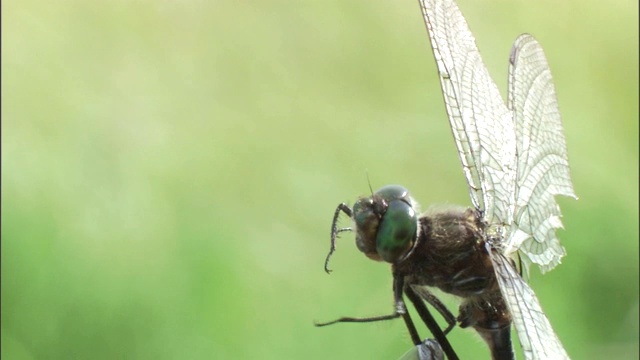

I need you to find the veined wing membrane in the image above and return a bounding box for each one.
[506,34,577,272]
[418,0,517,227]
[418,0,574,359]
[489,249,570,360]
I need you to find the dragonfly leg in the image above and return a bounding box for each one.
[404,285,459,360]
[410,286,457,334]
[324,203,353,273]
[315,273,407,328]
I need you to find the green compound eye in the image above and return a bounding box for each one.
[375,185,410,202]
[375,198,418,263]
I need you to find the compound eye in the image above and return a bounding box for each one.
[375,199,417,263]
[375,185,411,203]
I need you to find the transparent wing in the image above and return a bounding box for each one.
[490,249,570,360]
[418,0,575,359]
[506,34,577,273]
[418,0,517,227]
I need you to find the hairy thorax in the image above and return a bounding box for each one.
[394,207,511,335]
[396,207,497,297]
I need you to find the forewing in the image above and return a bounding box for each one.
[418,1,575,359]
[506,34,577,272]
[418,0,517,226]
[490,249,570,360]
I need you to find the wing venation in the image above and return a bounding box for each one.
[490,249,570,360]
[418,0,517,229]
[506,34,577,272]
[418,0,576,358]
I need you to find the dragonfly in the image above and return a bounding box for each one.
[316,0,576,359]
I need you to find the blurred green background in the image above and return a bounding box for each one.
[2,0,638,359]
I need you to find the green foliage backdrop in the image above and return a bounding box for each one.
[3,0,638,359]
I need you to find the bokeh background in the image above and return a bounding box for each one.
[3,0,638,359]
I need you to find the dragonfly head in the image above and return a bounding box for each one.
[353,185,419,263]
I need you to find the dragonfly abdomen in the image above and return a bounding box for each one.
[459,292,514,360]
